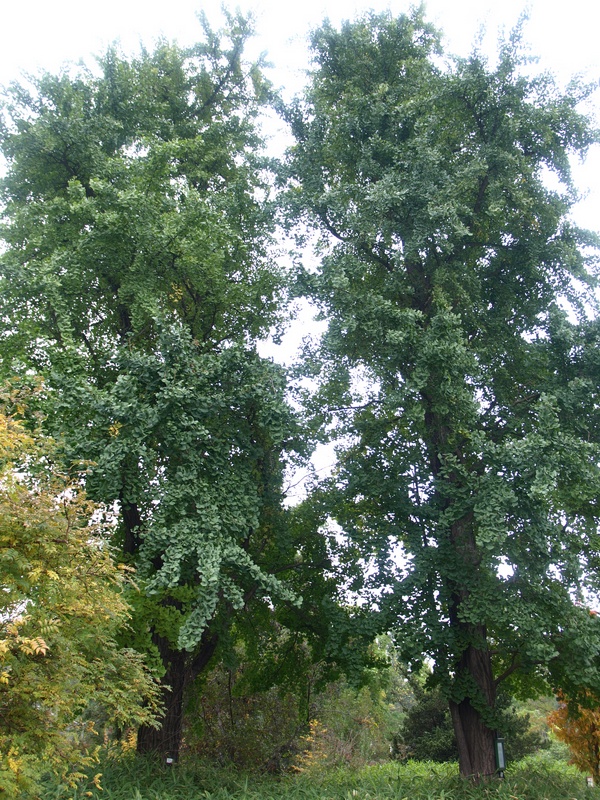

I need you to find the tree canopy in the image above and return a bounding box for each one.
[0,13,331,762]
[0,11,380,765]
[285,9,600,779]
[1,6,600,783]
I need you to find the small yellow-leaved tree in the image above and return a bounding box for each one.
[0,411,160,797]
[548,692,600,782]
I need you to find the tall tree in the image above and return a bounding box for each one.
[0,14,306,761]
[286,10,600,779]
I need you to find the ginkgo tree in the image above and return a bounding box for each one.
[0,407,161,797]
[0,12,362,763]
[286,9,600,780]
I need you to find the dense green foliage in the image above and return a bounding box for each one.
[2,3,600,787]
[0,11,381,763]
[285,8,600,778]
[396,684,458,763]
[44,753,600,800]
[181,636,411,772]
[396,684,546,763]
[0,12,294,647]
[0,13,319,760]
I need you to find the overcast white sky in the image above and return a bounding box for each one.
[2,1,599,89]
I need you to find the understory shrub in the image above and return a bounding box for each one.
[395,684,548,764]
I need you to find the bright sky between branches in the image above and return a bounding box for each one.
[1,0,598,229]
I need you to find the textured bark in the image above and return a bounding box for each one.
[448,514,497,780]
[137,630,218,761]
[137,640,187,761]
[449,644,497,780]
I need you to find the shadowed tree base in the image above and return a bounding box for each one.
[137,630,218,761]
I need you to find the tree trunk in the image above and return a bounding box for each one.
[425,403,499,780]
[137,638,187,761]
[449,642,497,780]
[137,630,218,761]
[447,511,498,780]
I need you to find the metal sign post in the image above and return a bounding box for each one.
[494,735,506,779]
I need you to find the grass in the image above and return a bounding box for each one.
[44,753,600,800]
